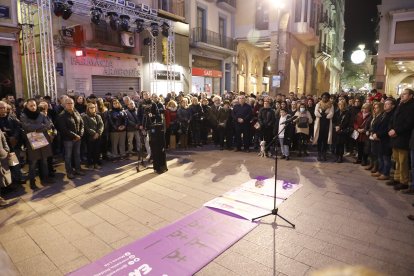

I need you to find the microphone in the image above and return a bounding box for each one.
[281,115,298,125]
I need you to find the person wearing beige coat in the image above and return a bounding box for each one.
[313,93,334,161]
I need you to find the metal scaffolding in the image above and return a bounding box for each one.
[37,0,58,100]
[20,1,40,98]
[166,27,176,93]
[19,0,175,98]
[149,36,158,95]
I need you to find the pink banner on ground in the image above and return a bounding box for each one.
[68,207,257,276]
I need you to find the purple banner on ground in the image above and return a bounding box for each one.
[68,207,257,276]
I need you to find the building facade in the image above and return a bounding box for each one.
[0,0,23,99]
[235,0,344,96]
[17,0,189,99]
[186,0,237,96]
[376,0,414,96]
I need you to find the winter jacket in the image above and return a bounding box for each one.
[82,113,104,140]
[108,108,128,133]
[57,110,84,141]
[125,108,140,132]
[389,98,414,150]
[258,107,276,128]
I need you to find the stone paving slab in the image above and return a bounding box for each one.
[0,148,413,276]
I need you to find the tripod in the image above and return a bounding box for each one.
[252,123,295,228]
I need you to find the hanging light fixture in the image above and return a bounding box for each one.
[53,0,65,17]
[90,7,102,25]
[150,22,159,37]
[107,12,120,31]
[62,1,73,20]
[135,19,145,33]
[161,22,169,37]
[120,15,130,32]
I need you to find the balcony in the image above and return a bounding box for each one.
[191,27,236,52]
[217,0,236,13]
[292,22,319,46]
[318,43,332,57]
[157,0,185,21]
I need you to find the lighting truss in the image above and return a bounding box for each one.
[20,1,40,98]
[166,29,176,93]
[19,0,175,99]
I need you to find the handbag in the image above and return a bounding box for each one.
[0,160,12,188]
[297,116,309,128]
[351,129,359,140]
[8,153,19,167]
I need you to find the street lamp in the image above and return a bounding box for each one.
[269,0,285,95]
[351,44,367,64]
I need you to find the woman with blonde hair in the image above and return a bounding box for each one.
[177,98,191,149]
[353,102,372,166]
[82,103,104,168]
[165,100,179,149]
[367,102,384,176]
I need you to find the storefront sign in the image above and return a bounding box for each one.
[0,5,10,19]
[262,77,269,84]
[155,70,181,80]
[71,57,113,67]
[104,67,140,78]
[250,76,257,84]
[192,67,223,78]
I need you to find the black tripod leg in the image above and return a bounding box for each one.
[276,213,295,228]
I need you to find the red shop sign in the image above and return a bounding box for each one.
[192,67,223,78]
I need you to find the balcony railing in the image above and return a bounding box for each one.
[318,43,332,55]
[192,27,236,51]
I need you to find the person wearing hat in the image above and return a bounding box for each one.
[313,92,334,161]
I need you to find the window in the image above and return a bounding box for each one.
[394,20,414,44]
[304,0,309,22]
[158,0,169,11]
[197,7,206,42]
[219,17,226,47]
[255,0,269,30]
[295,0,302,22]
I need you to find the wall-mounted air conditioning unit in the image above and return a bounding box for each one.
[121,32,135,47]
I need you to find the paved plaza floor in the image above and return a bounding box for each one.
[0,147,413,275]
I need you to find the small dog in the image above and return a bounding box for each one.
[258,140,266,157]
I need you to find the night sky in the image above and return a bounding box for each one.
[344,0,382,61]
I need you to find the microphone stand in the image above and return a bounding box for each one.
[252,122,295,228]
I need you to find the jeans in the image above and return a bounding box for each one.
[86,138,101,165]
[279,138,289,157]
[29,158,47,180]
[64,140,81,173]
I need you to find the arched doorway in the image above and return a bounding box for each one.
[396,74,414,95]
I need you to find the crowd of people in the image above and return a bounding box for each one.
[0,88,413,221]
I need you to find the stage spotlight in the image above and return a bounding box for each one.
[62,1,73,20]
[150,22,159,37]
[120,15,130,32]
[90,7,102,25]
[107,12,119,31]
[53,0,65,17]
[161,22,169,37]
[143,37,151,46]
[135,19,145,33]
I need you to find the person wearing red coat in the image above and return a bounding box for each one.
[353,103,372,166]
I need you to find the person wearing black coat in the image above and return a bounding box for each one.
[57,98,85,179]
[374,98,395,180]
[188,97,204,147]
[387,89,414,190]
[108,99,128,159]
[367,102,384,174]
[332,101,351,163]
[258,100,276,155]
[232,95,253,152]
